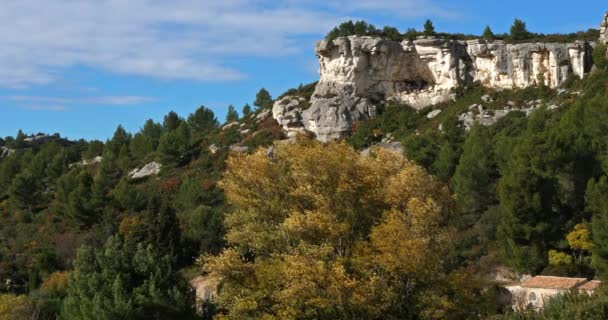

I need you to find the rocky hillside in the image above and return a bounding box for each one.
[273,13,608,142]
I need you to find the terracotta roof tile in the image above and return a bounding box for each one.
[578,280,602,291]
[520,276,587,289]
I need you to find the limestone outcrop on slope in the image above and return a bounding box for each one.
[275,29,597,141]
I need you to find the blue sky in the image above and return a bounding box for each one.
[0,0,605,141]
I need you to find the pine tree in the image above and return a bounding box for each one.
[242,104,252,117]
[587,176,608,278]
[61,236,196,320]
[423,19,436,36]
[9,169,40,212]
[106,125,131,157]
[498,112,557,273]
[157,122,191,167]
[225,105,239,122]
[163,111,182,132]
[187,105,218,134]
[451,124,496,213]
[509,19,529,42]
[254,88,273,110]
[67,171,94,227]
[482,25,494,41]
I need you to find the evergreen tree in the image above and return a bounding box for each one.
[509,19,529,42]
[452,124,496,213]
[498,112,557,273]
[0,153,22,194]
[431,116,465,181]
[482,25,495,41]
[130,119,163,162]
[9,169,40,212]
[381,26,402,41]
[423,19,436,36]
[141,198,182,261]
[254,88,273,110]
[587,176,608,278]
[61,236,197,320]
[106,125,131,157]
[242,104,252,117]
[187,105,218,134]
[163,111,182,132]
[67,171,94,227]
[157,122,191,167]
[225,105,239,122]
[117,145,132,172]
[83,140,104,159]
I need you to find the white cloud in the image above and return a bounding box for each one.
[19,105,68,112]
[7,95,155,107]
[0,0,451,87]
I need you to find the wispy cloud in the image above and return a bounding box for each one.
[7,95,156,111]
[0,0,452,88]
[19,105,68,112]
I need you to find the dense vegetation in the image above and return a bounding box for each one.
[0,89,283,319]
[325,18,600,43]
[0,31,607,319]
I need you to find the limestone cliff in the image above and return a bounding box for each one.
[273,11,608,141]
[601,13,608,44]
[274,36,593,142]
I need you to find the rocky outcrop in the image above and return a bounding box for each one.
[129,162,162,179]
[69,156,103,168]
[24,133,62,143]
[601,12,608,44]
[272,96,309,138]
[0,146,14,159]
[274,34,594,141]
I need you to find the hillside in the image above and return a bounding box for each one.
[1,12,608,320]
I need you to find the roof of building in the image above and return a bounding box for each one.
[520,276,588,290]
[578,280,602,291]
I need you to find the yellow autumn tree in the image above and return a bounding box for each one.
[0,294,29,320]
[201,139,455,319]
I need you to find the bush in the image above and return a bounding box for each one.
[593,43,608,70]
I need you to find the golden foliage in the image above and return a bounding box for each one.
[548,249,573,266]
[40,271,70,296]
[0,294,28,320]
[204,139,453,319]
[566,223,592,252]
[118,215,141,239]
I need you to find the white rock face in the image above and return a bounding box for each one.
[0,146,15,159]
[274,36,593,141]
[222,122,239,131]
[273,96,304,130]
[129,162,162,179]
[69,156,103,168]
[601,12,608,44]
[427,109,442,119]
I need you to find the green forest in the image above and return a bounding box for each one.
[2,21,608,320]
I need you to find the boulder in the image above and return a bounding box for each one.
[230,145,249,153]
[0,146,15,159]
[69,156,103,168]
[129,162,162,179]
[426,109,442,119]
[222,122,239,130]
[256,109,271,121]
